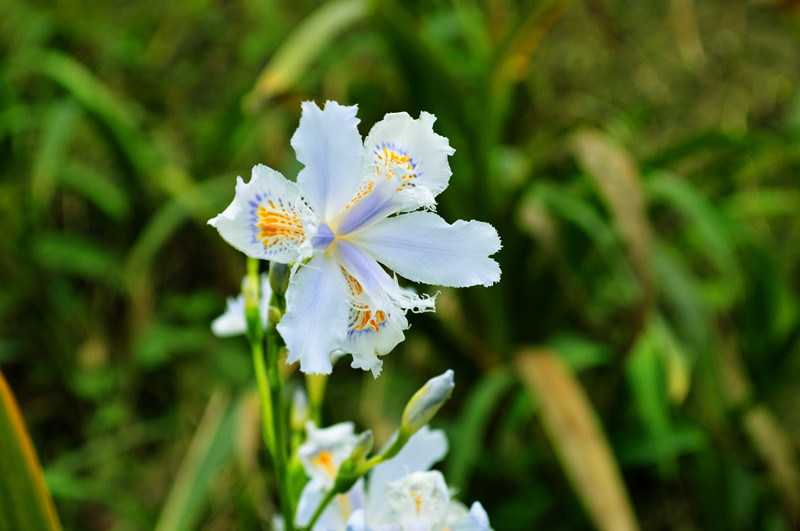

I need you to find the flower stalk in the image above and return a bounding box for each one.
[246,257,295,531]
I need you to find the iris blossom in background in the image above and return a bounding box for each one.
[286,422,490,531]
[209,101,501,375]
[210,274,272,337]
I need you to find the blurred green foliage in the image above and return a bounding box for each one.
[2,0,800,529]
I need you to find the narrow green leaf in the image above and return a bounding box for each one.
[571,128,653,296]
[244,0,368,110]
[626,322,678,476]
[25,49,156,178]
[58,163,131,221]
[646,169,742,306]
[154,391,238,531]
[446,369,514,490]
[31,99,81,210]
[31,234,122,289]
[123,175,232,293]
[548,333,612,371]
[0,370,62,531]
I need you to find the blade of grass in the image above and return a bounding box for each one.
[25,49,192,198]
[446,368,514,491]
[626,321,678,476]
[243,0,368,111]
[717,338,800,522]
[0,369,62,531]
[58,162,131,221]
[154,390,237,531]
[31,99,80,212]
[571,129,654,353]
[25,49,154,178]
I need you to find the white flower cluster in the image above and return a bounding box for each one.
[284,422,491,531]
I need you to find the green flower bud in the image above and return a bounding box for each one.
[350,429,374,463]
[400,370,455,439]
[267,306,282,326]
[269,261,291,298]
[241,275,262,339]
[290,388,309,433]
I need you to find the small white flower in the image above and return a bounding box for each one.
[210,274,272,336]
[209,101,501,375]
[348,470,491,531]
[383,470,450,530]
[298,421,360,488]
[346,441,492,531]
[294,423,448,531]
[295,422,364,529]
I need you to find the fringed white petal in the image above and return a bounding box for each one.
[208,164,311,263]
[341,295,409,378]
[351,212,501,288]
[362,111,454,199]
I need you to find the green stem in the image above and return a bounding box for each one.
[246,259,274,456]
[360,433,406,473]
[304,488,338,530]
[266,326,294,530]
[305,373,328,426]
[246,258,294,531]
[251,323,275,455]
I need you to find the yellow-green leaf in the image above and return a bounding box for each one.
[0,370,62,531]
[517,349,640,531]
[244,0,368,110]
[571,128,653,301]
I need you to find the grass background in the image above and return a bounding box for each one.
[2,0,800,529]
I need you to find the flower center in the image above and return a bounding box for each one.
[310,449,338,479]
[310,223,336,251]
[255,204,304,248]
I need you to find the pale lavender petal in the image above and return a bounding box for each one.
[330,167,435,236]
[295,478,326,528]
[332,240,434,313]
[451,502,492,531]
[211,273,272,336]
[351,212,501,287]
[278,254,351,374]
[210,295,246,337]
[345,509,370,531]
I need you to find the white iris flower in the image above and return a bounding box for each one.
[209,101,501,375]
[210,274,272,337]
[349,470,492,531]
